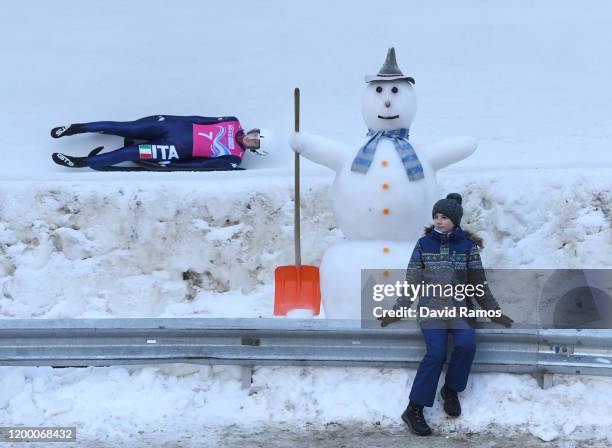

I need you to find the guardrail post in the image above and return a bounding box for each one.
[534,372,554,389]
[241,365,253,390]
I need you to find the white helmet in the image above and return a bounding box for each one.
[245,128,273,156]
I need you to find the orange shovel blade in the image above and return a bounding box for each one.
[274,265,321,316]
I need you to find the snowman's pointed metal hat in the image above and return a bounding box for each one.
[364,47,415,84]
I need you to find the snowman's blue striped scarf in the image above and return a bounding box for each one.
[350,128,424,181]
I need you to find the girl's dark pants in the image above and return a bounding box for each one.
[409,319,476,407]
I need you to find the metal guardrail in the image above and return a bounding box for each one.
[0,319,611,388]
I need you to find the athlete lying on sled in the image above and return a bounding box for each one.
[51,115,271,171]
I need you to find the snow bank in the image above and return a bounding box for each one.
[0,174,337,318]
[0,168,610,318]
[1,365,611,444]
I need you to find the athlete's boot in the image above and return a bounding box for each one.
[51,152,88,168]
[50,124,85,139]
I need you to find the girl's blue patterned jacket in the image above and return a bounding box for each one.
[400,226,501,322]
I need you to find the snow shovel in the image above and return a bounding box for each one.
[274,88,321,316]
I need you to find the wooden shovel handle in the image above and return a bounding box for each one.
[294,88,301,266]
[295,88,300,132]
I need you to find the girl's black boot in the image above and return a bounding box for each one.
[401,401,432,436]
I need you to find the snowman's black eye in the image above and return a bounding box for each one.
[391,86,398,94]
[376,86,383,93]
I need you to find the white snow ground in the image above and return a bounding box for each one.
[1,365,611,446]
[1,0,612,446]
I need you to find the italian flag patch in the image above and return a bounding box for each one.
[139,144,153,159]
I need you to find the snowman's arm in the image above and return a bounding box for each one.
[290,132,346,172]
[421,137,477,171]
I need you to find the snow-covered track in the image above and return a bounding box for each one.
[0,319,610,385]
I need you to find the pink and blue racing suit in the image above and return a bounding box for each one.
[81,115,246,170]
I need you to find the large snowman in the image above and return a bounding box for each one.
[290,48,476,319]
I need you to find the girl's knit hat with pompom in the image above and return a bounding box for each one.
[432,193,463,227]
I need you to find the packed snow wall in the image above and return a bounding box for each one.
[0,175,337,318]
[0,169,610,318]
